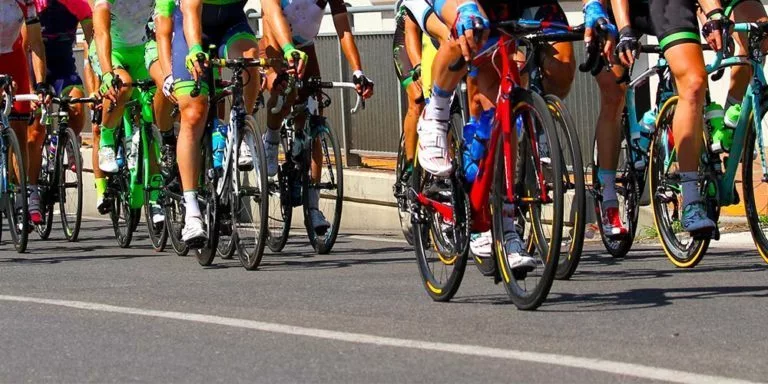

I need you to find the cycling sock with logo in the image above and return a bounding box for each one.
[597,168,617,203]
[99,126,115,147]
[424,85,453,121]
[183,190,201,219]
[680,171,699,207]
[149,174,163,202]
[95,178,107,197]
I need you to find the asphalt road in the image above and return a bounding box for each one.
[0,219,766,383]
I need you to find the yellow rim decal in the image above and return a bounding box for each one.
[426,281,442,294]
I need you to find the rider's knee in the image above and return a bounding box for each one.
[596,73,626,108]
[543,59,576,98]
[180,101,207,128]
[676,68,707,104]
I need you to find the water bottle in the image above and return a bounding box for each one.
[116,146,125,168]
[127,130,140,170]
[462,109,495,183]
[212,118,227,169]
[46,135,57,171]
[516,115,524,143]
[711,102,734,153]
[631,110,656,170]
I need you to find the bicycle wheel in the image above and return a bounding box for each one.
[741,103,768,264]
[144,127,167,252]
[395,130,414,245]
[110,138,139,248]
[546,95,585,280]
[412,117,469,302]
[4,128,28,253]
[267,136,292,252]
[195,137,219,266]
[234,119,269,270]
[649,96,711,267]
[591,129,641,258]
[165,194,189,256]
[35,143,54,240]
[303,124,343,254]
[492,89,562,311]
[58,128,83,242]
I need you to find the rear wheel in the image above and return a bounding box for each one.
[741,103,768,264]
[110,138,139,249]
[267,135,292,252]
[412,116,469,302]
[395,131,414,245]
[649,97,712,268]
[59,128,83,242]
[545,95,585,280]
[195,138,219,266]
[234,120,269,270]
[592,130,641,258]
[5,128,28,253]
[303,124,343,254]
[492,89,562,311]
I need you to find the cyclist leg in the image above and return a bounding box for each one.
[223,21,260,115]
[97,47,135,174]
[85,44,110,213]
[171,8,208,243]
[147,41,171,224]
[522,2,575,99]
[723,0,768,129]
[653,0,716,233]
[394,11,424,166]
[595,66,629,236]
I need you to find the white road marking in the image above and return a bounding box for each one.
[0,294,760,384]
[348,235,408,244]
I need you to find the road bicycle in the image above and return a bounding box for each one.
[36,95,96,242]
[267,76,363,255]
[184,53,273,269]
[0,75,32,253]
[650,21,768,267]
[101,79,167,250]
[411,19,566,310]
[520,26,586,280]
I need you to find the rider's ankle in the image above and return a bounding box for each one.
[183,190,201,218]
[99,126,116,148]
[680,171,699,207]
[424,85,453,121]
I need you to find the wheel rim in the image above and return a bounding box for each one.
[59,136,82,239]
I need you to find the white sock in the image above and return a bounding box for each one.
[680,172,700,207]
[597,169,617,203]
[265,127,280,143]
[424,92,452,121]
[184,191,201,219]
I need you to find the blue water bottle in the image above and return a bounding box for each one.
[631,110,656,170]
[211,119,227,169]
[462,108,495,183]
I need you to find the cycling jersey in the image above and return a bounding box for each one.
[0,0,37,54]
[36,0,91,96]
[281,0,347,47]
[396,0,431,32]
[93,0,154,49]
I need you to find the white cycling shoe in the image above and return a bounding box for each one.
[99,146,119,173]
[417,116,452,177]
[503,229,537,271]
[182,216,207,245]
[470,231,492,259]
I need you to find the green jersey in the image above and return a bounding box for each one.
[94,0,155,48]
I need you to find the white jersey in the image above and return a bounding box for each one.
[281,0,325,46]
[395,0,430,32]
[94,0,154,48]
[0,0,36,54]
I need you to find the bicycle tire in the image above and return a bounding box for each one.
[235,119,269,270]
[267,136,292,253]
[741,103,768,264]
[591,132,641,258]
[195,135,219,266]
[303,125,343,255]
[649,96,711,267]
[110,136,138,249]
[4,128,28,253]
[165,195,189,256]
[545,95,585,280]
[35,142,54,240]
[395,131,414,245]
[144,126,168,252]
[492,89,562,311]
[59,128,83,242]
[412,116,469,302]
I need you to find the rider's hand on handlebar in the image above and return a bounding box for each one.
[99,72,120,103]
[185,45,209,81]
[454,2,490,64]
[615,27,641,67]
[282,44,308,78]
[162,74,177,104]
[32,82,53,111]
[583,0,618,65]
[702,9,729,52]
[352,70,374,99]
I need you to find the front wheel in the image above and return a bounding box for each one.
[4,128,28,253]
[741,103,768,264]
[234,119,269,270]
[59,128,83,242]
[36,142,54,240]
[492,89,562,311]
[648,96,711,268]
[303,124,343,255]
